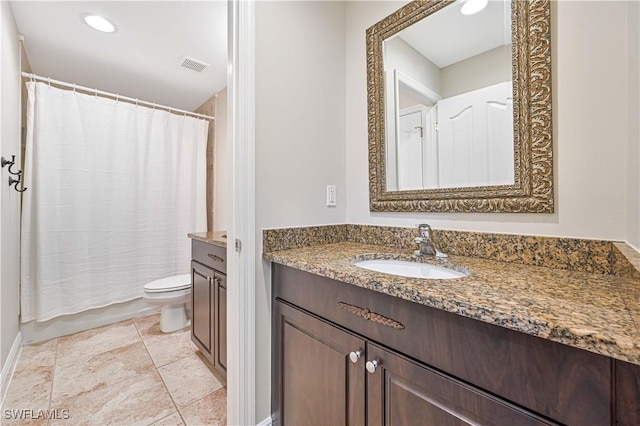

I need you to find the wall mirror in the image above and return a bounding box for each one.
[367,0,553,213]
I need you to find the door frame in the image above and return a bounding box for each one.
[227,0,256,424]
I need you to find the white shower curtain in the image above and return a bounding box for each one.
[21,82,208,322]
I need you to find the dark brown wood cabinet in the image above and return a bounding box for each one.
[191,239,226,382]
[616,359,640,425]
[366,343,552,426]
[272,264,637,426]
[273,301,365,425]
[192,261,213,354]
[214,273,227,373]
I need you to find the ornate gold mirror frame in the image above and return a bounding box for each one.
[367,0,553,213]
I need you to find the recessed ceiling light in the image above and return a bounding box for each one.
[460,0,488,15]
[83,14,116,33]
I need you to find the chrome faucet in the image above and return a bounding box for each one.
[414,224,448,258]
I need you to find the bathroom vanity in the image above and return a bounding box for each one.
[266,228,640,426]
[189,232,227,383]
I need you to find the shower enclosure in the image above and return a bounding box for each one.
[20,78,209,323]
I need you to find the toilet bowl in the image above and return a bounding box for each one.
[142,274,191,333]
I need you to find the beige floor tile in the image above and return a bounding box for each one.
[2,364,54,414]
[1,411,49,426]
[17,339,58,369]
[56,320,140,367]
[49,369,176,426]
[50,341,155,405]
[133,313,163,342]
[180,388,227,426]
[134,313,198,367]
[2,371,53,426]
[2,340,58,426]
[2,314,225,426]
[150,411,186,426]
[135,313,190,345]
[158,354,222,408]
[144,329,199,368]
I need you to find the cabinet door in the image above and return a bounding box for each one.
[191,261,213,358]
[366,343,555,426]
[273,300,366,426]
[214,272,227,377]
[616,360,640,425]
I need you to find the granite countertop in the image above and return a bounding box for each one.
[188,231,227,248]
[264,242,640,365]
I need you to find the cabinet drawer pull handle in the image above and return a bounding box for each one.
[349,351,361,363]
[207,254,224,263]
[337,302,405,330]
[366,360,378,373]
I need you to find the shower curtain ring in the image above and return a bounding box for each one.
[47,77,51,88]
[72,84,76,94]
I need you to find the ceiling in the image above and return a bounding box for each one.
[397,0,511,68]
[10,1,227,112]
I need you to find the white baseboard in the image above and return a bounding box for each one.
[0,331,23,408]
[20,298,159,344]
[256,416,273,426]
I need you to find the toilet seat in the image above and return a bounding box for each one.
[143,274,191,293]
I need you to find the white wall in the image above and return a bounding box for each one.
[214,87,228,232]
[441,44,511,98]
[254,1,347,419]
[0,0,22,368]
[627,0,640,250]
[346,1,633,242]
[385,36,441,95]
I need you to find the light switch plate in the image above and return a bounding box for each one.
[326,185,336,207]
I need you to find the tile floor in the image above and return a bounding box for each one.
[2,314,226,426]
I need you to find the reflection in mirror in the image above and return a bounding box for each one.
[367,0,553,213]
[384,0,513,191]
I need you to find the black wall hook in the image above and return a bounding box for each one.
[2,154,27,192]
[8,174,27,193]
[1,155,22,176]
[1,156,13,167]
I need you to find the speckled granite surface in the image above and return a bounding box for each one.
[613,242,640,280]
[264,241,640,365]
[188,231,227,248]
[263,225,347,253]
[264,224,640,277]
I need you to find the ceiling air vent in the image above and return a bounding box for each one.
[179,56,210,73]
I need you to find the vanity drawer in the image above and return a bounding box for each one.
[192,239,226,273]
[272,264,612,425]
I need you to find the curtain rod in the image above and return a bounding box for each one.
[21,72,215,121]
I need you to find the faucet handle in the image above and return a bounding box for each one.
[416,224,432,237]
[414,224,449,258]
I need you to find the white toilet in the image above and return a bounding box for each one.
[142,274,191,333]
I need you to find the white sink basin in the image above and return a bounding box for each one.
[354,259,468,279]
